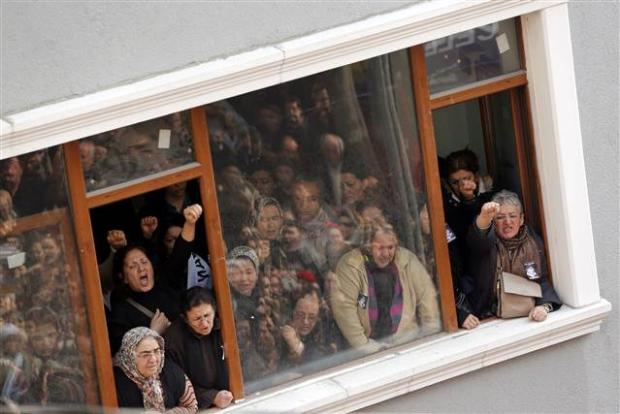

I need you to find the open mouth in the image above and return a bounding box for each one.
[139,274,150,286]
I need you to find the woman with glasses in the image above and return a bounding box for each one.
[164,287,233,409]
[114,327,197,412]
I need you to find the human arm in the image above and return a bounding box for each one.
[330,251,379,350]
[475,201,500,230]
[406,251,441,336]
[180,204,203,243]
[166,375,198,414]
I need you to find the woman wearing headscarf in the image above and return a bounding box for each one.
[114,327,197,412]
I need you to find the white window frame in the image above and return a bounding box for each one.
[0,0,610,411]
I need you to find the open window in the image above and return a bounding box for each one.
[1,4,608,411]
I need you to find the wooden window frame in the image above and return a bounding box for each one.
[2,2,606,411]
[6,208,100,405]
[63,107,245,406]
[61,15,554,406]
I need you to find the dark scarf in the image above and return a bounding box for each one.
[364,257,403,334]
[496,225,542,280]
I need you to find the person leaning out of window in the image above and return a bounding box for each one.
[467,190,562,321]
[330,223,441,353]
[114,327,198,413]
[164,287,233,409]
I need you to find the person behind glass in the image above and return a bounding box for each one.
[279,284,337,367]
[164,288,233,409]
[290,177,336,260]
[226,246,279,375]
[114,327,197,412]
[331,223,441,351]
[283,95,308,142]
[468,190,562,321]
[108,204,204,353]
[22,307,85,404]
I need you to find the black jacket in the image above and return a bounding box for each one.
[114,358,186,409]
[164,319,228,408]
[467,223,562,318]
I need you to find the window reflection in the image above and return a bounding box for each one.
[79,111,194,191]
[209,50,442,392]
[0,148,97,406]
[425,19,522,94]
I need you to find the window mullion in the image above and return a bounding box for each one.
[408,45,459,333]
[189,106,245,399]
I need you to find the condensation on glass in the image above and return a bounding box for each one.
[0,148,99,406]
[77,111,194,191]
[207,49,442,393]
[425,18,522,94]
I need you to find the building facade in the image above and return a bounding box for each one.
[1,1,617,412]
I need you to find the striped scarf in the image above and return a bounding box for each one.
[364,258,403,334]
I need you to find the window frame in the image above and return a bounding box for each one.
[1,0,610,410]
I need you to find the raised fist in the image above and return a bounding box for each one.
[183,204,203,224]
[140,216,158,239]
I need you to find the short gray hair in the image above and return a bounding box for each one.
[491,190,523,214]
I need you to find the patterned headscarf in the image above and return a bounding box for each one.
[114,327,165,412]
[227,245,259,271]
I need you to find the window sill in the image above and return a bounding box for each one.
[216,299,611,413]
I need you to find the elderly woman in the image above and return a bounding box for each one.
[114,327,197,412]
[331,223,441,351]
[279,284,338,367]
[468,190,562,320]
[164,287,233,409]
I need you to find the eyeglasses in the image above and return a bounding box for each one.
[136,347,164,360]
[293,311,319,324]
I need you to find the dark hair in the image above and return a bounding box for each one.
[445,148,480,177]
[112,245,150,282]
[181,287,216,315]
[24,306,61,332]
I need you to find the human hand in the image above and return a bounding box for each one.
[150,309,171,333]
[0,219,16,237]
[476,202,501,230]
[458,178,477,200]
[461,314,480,330]
[280,325,298,347]
[529,305,549,322]
[183,204,203,225]
[140,216,158,239]
[213,390,234,408]
[106,230,127,250]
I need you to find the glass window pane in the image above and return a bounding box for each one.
[78,111,195,192]
[0,148,99,407]
[208,49,443,393]
[425,19,522,94]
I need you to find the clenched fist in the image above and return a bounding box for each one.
[183,204,203,224]
[476,201,500,230]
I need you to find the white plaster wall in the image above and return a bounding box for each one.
[363,2,620,412]
[0,1,410,116]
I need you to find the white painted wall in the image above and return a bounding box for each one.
[0,1,410,116]
[363,1,619,411]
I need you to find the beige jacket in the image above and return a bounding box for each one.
[330,247,441,350]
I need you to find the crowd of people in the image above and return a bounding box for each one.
[1,150,89,406]
[0,74,562,411]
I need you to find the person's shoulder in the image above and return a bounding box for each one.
[164,318,185,341]
[337,248,364,267]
